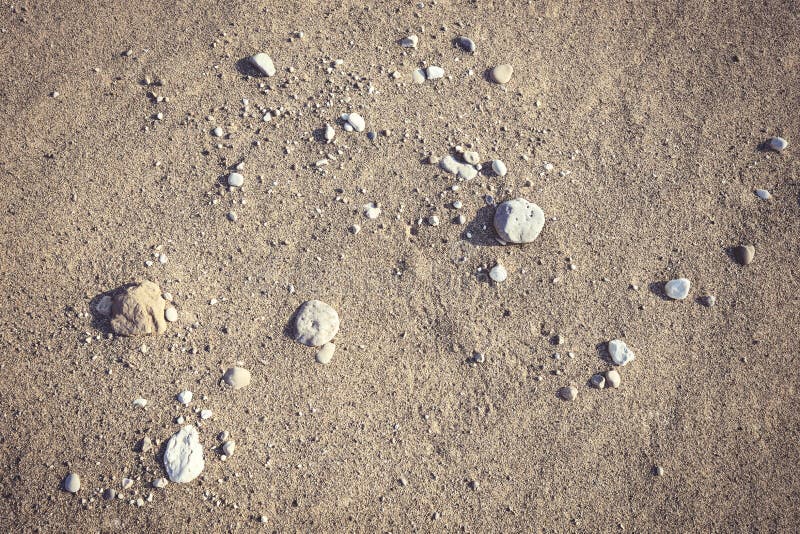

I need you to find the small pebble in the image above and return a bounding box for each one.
[494,198,545,244]
[426,66,445,80]
[324,124,335,142]
[364,203,381,219]
[138,436,153,452]
[132,398,147,409]
[345,113,365,132]
[463,151,479,165]
[455,36,476,53]
[664,278,691,300]
[455,214,466,225]
[211,127,224,137]
[249,52,276,76]
[294,300,340,346]
[590,374,606,389]
[489,264,508,283]
[63,473,80,493]
[102,488,116,500]
[491,159,507,176]
[200,409,213,420]
[473,352,486,364]
[400,35,419,48]
[605,369,621,388]
[152,477,168,489]
[222,367,251,390]
[428,215,440,226]
[608,340,635,366]
[768,136,788,152]
[558,386,578,401]
[165,307,178,322]
[227,211,238,222]
[412,68,426,84]
[222,440,236,457]
[228,172,244,188]
[734,244,755,265]
[490,64,513,84]
[754,189,771,200]
[700,295,717,307]
[177,390,193,405]
[316,342,336,365]
[654,465,665,476]
[452,200,463,209]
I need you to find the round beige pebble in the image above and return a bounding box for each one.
[165,307,178,322]
[316,342,336,365]
[222,367,251,389]
[490,64,513,84]
[605,369,621,388]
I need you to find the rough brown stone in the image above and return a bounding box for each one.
[110,281,167,336]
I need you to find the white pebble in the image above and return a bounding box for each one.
[768,136,788,152]
[200,409,213,420]
[364,203,381,219]
[163,426,204,483]
[491,159,507,176]
[165,307,178,322]
[249,52,276,77]
[665,278,691,300]
[345,113,365,132]
[489,264,508,283]
[324,124,335,142]
[294,300,340,346]
[316,342,336,364]
[63,473,80,493]
[400,35,418,48]
[426,66,445,80]
[608,339,635,366]
[605,369,621,388]
[754,189,771,200]
[222,440,236,457]
[177,390,192,405]
[228,172,244,188]
[493,198,545,244]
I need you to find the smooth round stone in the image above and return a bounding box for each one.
[222,367,251,389]
[463,151,480,165]
[63,473,80,493]
[412,68,426,84]
[559,386,578,401]
[165,307,178,322]
[490,64,513,84]
[768,136,788,151]
[491,159,507,176]
[608,339,635,366]
[316,342,336,365]
[249,52,276,77]
[177,390,193,405]
[227,172,244,187]
[664,278,691,300]
[426,66,445,80]
[294,300,340,346]
[345,113,365,132]
[754,189,771,200]
[489,265,508,283]
[590,374,606,389]
[211,127,224,137]
[164,426,204,483]
[734,244,755,265]
[605,369,621,388]
[493,198,545,243]
[455,36,476,53]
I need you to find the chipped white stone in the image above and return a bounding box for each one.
[768,136,788,152]
[132,398,147,409]
[222,440,236,457]
[324,124,335,142]
[489,264,508,283]
[222,367,251,390]
[426,66,445,80]
[200,409,213,420]
[608,339,635,366]
[249,52,276,77]
[364,203,381,219]
[177,390,193,405]
[493,198,545,244]
[344,113,365,132]
[463,151,479,165]
[412,68,426,84]
[754,189,771,200]
[665,278,691,300]
[400,35,418,48]
[163,426,204,483]
[227,172,244,188]
[316,342,336,364]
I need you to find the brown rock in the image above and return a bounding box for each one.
[490,64,513,84]
[734,244,755,266]
[110,281,167,336]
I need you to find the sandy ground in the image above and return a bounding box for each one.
[1,0,800,531]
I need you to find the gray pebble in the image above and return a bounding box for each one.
[455,36,476,53]
[211,127,224,137]
[400,35,418,48]
[473,352,485,364]
[754,189,771,200]
[493,198,545,244]
[590,374,606,389]
[63,473,80,493]
[463,151,480,165]
[768,136,788,152]
[608,339,635,366]
[227,211,238,222]
[102,488,116,500]
[558,386,578,401]
[455,214,466,225]
[491,159,507,177]
[734,244,755,265]
[227,172,244,188]
[664,278,691,300]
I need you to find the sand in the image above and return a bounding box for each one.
[1,0,799,531]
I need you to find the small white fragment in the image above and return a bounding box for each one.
[608,339,635,366]
[163,426,204,483]
[316,342,336,365]
[165,307,178,322]
[491,159,507,176]
[324,124,335,142]
[754,189,771,200]
[426,66,445,80]
[227,172,244,188]
[412,68,426,84]
[200,409,213,420]
[177,390,193,405]
[132,398,147,409]
[489,265,508,283]
[346,113,365,132]
[222,440,236,457]
[665,278,691,300]
[364,203,381,219]
[400,35,418,48]
[249,52,276,76]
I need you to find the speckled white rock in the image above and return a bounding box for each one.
[316,342,336,364]
[608,339,635,366]
[249,53,276,76]
[426,66,445,80]
[222,367,251,390]
[164,426,204,483]
[665,278,691,300]
[491,159,507,176]
[227,172,244,188]
[294,300,340,346]
[493,198,545,243]
[63,473,80,493]
[463,151,480,165]
[364,203,381,219]
[440,155,460,174]
[489,265,508,283]
[768,136,788,152]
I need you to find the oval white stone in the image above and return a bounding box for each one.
[249,53,276,77]
[426,66,445,80]
[489,265,508,283]
[294,300,340,346]
[164,426,204,483]
[665,278,691,300]
[227,172,244,187]
[491,159,507,176]
[347,113,365,132]
[768,136,788,151]
[493,198,545,243]
[608,339,635,366]
[316,342,336,364]
[64,473,80,493]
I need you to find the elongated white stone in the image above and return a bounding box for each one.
[164,426,204,483]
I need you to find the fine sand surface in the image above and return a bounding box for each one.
[1,1,799,531]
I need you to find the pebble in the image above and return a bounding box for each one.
[227,211,238,222]
[227,172,244,188]
[493,198,545,244]
[164,426,204,483]
[452,200,463,209]
[455,214,466,225]
[110,280,167,336]
[489,264,508,283]
[324,124,335,142]
[294,300,340,346]
[490,64,513,84]
[211,126,223,137]
[440,155,460,174]
[344,112,365,132]
[654,466,665,476]
[138,436,153,452]
[455,36,476,53]
[605,369,621,388]
[590,374,606,389]
[364,203,381,219]
[316,342,336,364]
[412,68,426,84]
[754,189,771,200]
[463,151,479,165]
[222,366,251,390]
[608,339,635,366]
[768,136,788,152]
[558,386,578,401]
[664,278,691,300]
[200,409,213,420]
[132,397,148,409]
[152,477,168,489]
[63,473,80,493]
[428,215,440,226]
[222,440,236,457]
[102,488,116,500]
[426,66,445,80]
[121,478,134,490]
[734,244,755,265]
[249,52,276,77]
[165,307,178,322]
[400,35,418,48]
[177,390,193,405]
[491,159,507,176]
[473,352,486,364]
[700,295,717,307]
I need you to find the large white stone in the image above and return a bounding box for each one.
[608,339,635,366]
[164,426,204,483]
[294,300,339,346]
[249,53,276,76]
[493,198,545,243]
[665,278,691,300]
